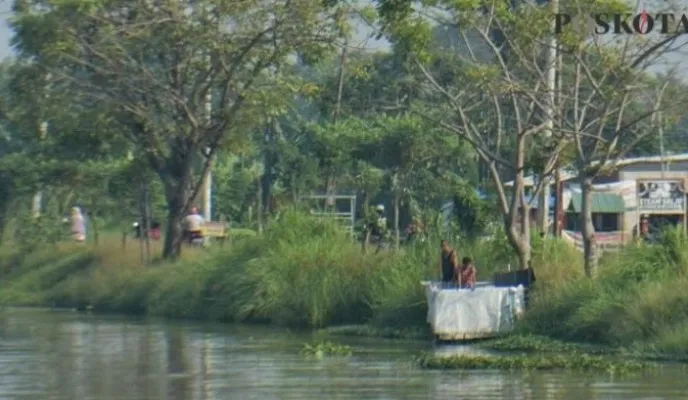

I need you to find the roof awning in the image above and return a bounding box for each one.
[504,169,577,187]
[567,192,625,213]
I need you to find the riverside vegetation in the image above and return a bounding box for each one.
[3,212,688,365]
[2,0,688,373]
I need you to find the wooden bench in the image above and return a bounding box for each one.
[201,221,228,239]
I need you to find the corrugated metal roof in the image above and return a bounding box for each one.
[567,192,625,213]
[504,169,577,187]
[504,153,688,188]
[596,153,688,168]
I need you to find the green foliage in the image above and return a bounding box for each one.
[2,0,688,338]
[520,226,688,352]
[300,341,353,358]
[0,211,578,329]
[12,214,67,251]
[211,155,261,224]
[10,0,344,257]
[478,335,613,355]
[452,183,491,238]
[318,324,431,340]
[415,353,649,372]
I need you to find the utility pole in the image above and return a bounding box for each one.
[199,8,216,228]
[537,0,559,235]
[200,49,213,224]
[201,89,213,224]
[659,111,666,178]
[33,73,52,218]
[32,121,48,218]
[554,36,564,238]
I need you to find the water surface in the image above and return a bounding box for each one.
[1,307,687,399]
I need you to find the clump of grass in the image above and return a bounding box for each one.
[416,353,650,373]
[203,211,388,328]
[636,323,688,361]
[479,334,613,355]
[300,341,352,359]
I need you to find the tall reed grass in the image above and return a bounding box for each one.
[0,211,578,329]
[520,226,688,353]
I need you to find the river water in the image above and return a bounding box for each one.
[1,308,687,400]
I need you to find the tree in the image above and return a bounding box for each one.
[0,58,146,247]
[553,10,688,277]
[344,114,466,246]
[374,0,566,269]
[11,0,341,258]
[372,0,687,272]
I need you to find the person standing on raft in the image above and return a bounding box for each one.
[439,240,459,286]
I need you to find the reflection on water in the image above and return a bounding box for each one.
[1,308,688,400]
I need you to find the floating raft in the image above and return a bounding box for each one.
[421,281,525,341]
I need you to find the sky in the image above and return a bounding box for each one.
[1,0,11,60]
[0,0,388,61]
[1,1,687,71]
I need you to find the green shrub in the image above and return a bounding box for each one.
[521,225,688,349]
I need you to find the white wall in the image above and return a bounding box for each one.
[618,163,688,238]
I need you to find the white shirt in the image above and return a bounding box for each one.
[185,214,204,231]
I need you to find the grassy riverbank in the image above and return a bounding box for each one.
[520,227,688,357]
[2,212,688,358]
[0,211,578,327]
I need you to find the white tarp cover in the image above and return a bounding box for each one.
[423,282,525,336]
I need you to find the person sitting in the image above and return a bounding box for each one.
[405,219,425,244]
[133,220,161,241]
[457,257,477,289]
[184,207,204,245]
[633,214,651,244]
[133,221,142,238]
[150,221,161,241]
[439,240,459,286]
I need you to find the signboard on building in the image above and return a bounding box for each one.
[636,179,686,213]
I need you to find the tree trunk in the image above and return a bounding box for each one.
[394,194,400,250]
[0,186,10,245]
[498,157,532,270]
[536,175,550,234]
[322,37,347,211]
[256,178,263,233]
[554,167,563,237]
[91,211,99,246]
[362,192,370,221]
[580,176,598,278]
[143,187,152,263]
[502,173,532,271]
[162,181,189,259]
[261,121,280,215]
[260,159,275,215]
[332,37,347,123]
[0,208,6,245]
[505,204,532,270]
